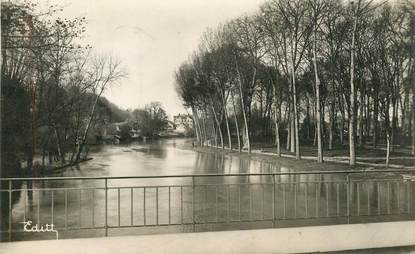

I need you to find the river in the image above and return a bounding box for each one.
[2,138,413,241]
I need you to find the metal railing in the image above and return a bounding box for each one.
[1,169,415,241]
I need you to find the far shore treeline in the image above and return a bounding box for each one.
[175,0,415,166]
[0,1,174,177]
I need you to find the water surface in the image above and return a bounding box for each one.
[3,138,413,241]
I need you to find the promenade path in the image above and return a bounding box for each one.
[1,221,414,254]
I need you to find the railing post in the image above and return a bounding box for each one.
[347,174,351,224]
[9,180,12,242]
[104,178,108,237]
[192,176,196,232]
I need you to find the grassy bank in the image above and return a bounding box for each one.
[190,145,365,172]
[188,143,415,172]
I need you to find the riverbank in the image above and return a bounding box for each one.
[187,143,415,173]
[190,146,363,172]
[5,157,94,178]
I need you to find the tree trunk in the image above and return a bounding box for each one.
[42,146,46,168]
[408,105,415,150]
[313,24,323,163]
[291,70,300,159]
[306,97,311,141]
[210,102,224,149]
[386,132,390,168]
[322,101,326,144]
[212,117,218,147]
[329,103,334,151]
[349,17,357,166]
[192,107,203,146]
[223,101,232,150]
[340,113,345,146]
[358,90,364,147]
[75,91,102,162]
[412,30,415,155]
[54,126,66,163]
[411,20,415,155]
[286,108,291,151]
[400,93,406,144]
[202,112,208,146]
[274,98,281,157]
[217,82,232,150]
[338,94,345,146]
[373,90,379,148]
[231,89,241,152]
[391,98,397,152]
[290,115,295,153]
[197,110,203,146]
[384,95,392,167]
[365,93,371,146]
[412,91,415,155]
[236,60,251,153]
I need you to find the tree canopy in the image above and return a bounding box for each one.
[175,0,415,166]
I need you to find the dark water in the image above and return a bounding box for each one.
[2,138,414,241]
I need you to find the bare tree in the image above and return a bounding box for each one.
[74,55,125,162]
[230,16,266,153]
[275,0,312,160]
[348,0,376,165]
[310,0,327,163]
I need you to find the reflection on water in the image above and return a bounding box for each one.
[36,138,278,177]
[69,138,289,177]
[2,138,414,241]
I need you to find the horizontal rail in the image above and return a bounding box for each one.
[1,169,415,181]
[3,169,415,242]
[1,179,408,193]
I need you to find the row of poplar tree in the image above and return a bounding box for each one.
[175,0,415,166]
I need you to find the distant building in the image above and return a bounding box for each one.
[173,114,193,126]
[173,114,193,134]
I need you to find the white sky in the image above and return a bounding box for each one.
[41,0,264,117]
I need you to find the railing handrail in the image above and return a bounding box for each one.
[1,168,414,181]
